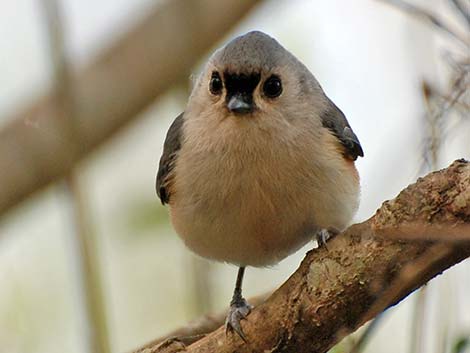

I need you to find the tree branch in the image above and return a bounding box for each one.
[376,0,470,46]
[134,159,470,353]
[134,293,271,352]
[0,0,262,217]
[449,0,470,26]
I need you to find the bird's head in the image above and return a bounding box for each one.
[187,31,326,125]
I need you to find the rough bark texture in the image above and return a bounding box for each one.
[135,294,271,352]
[0,0,262,216]
[135,160,470,353]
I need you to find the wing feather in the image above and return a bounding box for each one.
[320,101,363,160]
[156,113,184,204]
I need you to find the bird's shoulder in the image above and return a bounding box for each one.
[156,112,185,204]
[320,100,363,161]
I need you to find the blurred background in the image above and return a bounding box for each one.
[0,0,469,352]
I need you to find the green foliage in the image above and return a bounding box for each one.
[453,336,470,353]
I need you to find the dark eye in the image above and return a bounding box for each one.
[263,75,282,98]
[209,72,223,95]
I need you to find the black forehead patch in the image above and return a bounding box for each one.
[223,72,261,95]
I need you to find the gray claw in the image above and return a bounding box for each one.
[315,229,330,249]
[225,298,251,341]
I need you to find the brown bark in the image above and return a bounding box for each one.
[135,294,271,352]
[0,0,262,216]
[134,160,470,353]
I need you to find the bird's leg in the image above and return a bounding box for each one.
[315,229,330,248]
[225,266,251,341]
[315,228,339,249]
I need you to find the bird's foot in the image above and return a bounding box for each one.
[225,297,252,342]
[315,229,331,249]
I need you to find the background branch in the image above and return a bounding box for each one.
[40,0,111,352]
[134,160,470,353]
[134,293,271,352]
[377,0,469,46]
[450,0,470,26]
[0,0,261,217]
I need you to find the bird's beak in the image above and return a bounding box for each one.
[227,94,253,114]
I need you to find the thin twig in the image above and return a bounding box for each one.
[377,0,470,46]
[424,84,470,112]
[449,0,470,26]
[419,71,469,173]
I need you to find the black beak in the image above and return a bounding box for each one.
[227,94,253,114]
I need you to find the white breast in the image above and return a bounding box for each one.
[169,113,359,267]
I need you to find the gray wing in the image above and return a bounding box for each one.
[156,113,184,205]
[320,100,364,160]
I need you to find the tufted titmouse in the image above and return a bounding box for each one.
[156,31,363,340]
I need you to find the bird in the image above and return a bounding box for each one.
[156,30,363,340]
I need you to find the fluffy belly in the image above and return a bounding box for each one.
[170,184,320,267]
[169,145,359,266]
